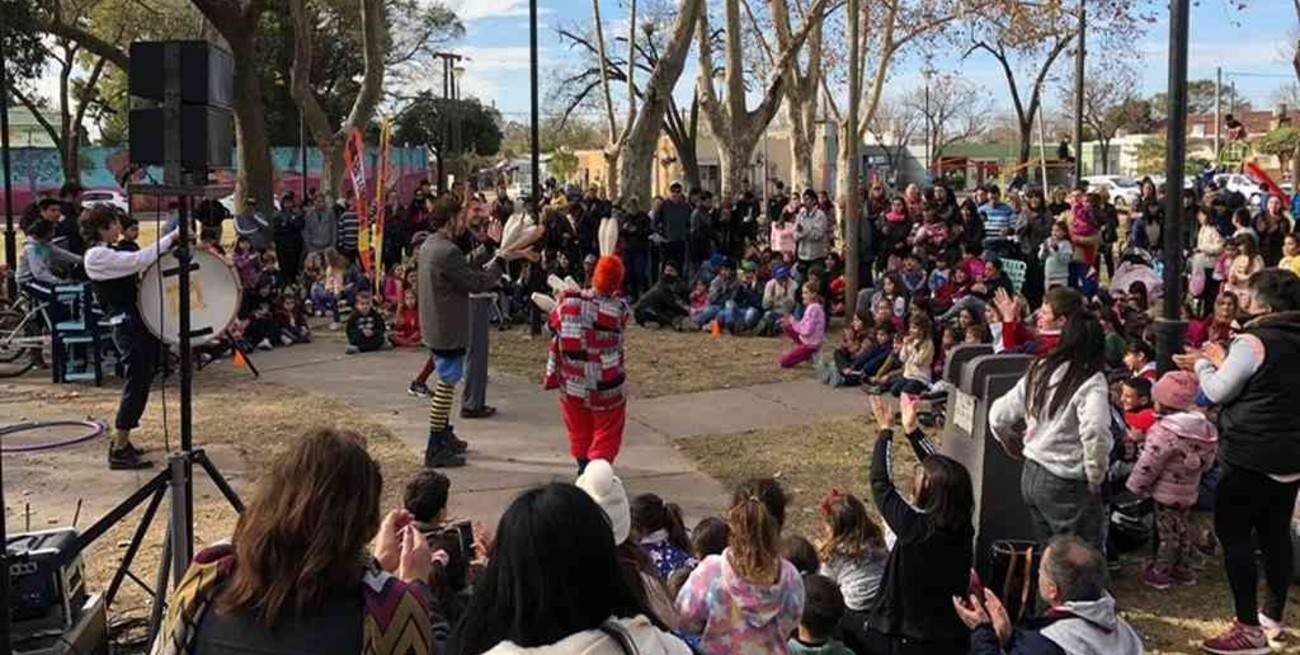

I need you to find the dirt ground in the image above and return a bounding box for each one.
[676,416,1300,655]
[1,371,421,650]
[488,322,809,397]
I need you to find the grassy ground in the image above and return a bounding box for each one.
[675,416,1300,655]
[2,375,421,651]
[488,323,810,398]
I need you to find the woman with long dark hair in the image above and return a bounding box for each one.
[1175,269,1300,654]
[860,408,975,655]
[989,295,1112,548]
[450,483,689,655]
[155,428,445,655]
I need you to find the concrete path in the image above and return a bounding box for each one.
[247,341,869,526]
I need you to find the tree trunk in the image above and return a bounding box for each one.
[834,121,855,243]
[719,135,756,200]
[1018,117,1033,167]
[231,52,275,210]
[1099,140,1111,175]
[616,0,703,203]
[320,138,346,199]
[790,117,815,192]
[604,149,620,196]
[678,146,702,193]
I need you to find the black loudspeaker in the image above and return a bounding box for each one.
[128,41,234,108]
[128,106,234,169]
[127,40,235,175]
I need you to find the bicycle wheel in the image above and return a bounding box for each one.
[0,308,40,373]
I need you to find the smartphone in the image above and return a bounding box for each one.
[453,521,475,559]
[967,567,985,599]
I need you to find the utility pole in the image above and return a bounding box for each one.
[1214,67,1222,157]
[844,0,861,319]
[529,0,541,207]
[922,57,935,181]
[1073,1,1085,182]
[432,51,464,195]
[1156,0,1190,373]
[1,33,16,280]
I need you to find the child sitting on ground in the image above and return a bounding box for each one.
[633,494,698,580]
[788,575,856,655]
[687,280,710,325]
[822,314,870,386]
[345,290,386,354]
[815,491,887,653]
[779,282,826,368]
[691,516,730,561]
[1127,371,1218,589]
[275,295,311,345]
[388,287,423,347]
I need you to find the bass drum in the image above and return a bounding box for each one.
[137,249,241,345]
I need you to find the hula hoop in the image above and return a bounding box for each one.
[0,419,108,453]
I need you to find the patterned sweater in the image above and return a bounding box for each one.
[545,289,631,410]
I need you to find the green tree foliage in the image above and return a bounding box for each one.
[500,116,604,156]
[393,93,503,156]
[1134,137,1203,176]
[1255,126,1300,175]
[3,0,47,83]
[548,149,579,182]
[1151,79,1249,120]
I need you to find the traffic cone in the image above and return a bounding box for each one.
[711,319,723,338]
[232,349,247,369]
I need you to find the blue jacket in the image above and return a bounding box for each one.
[971,624,1064,655]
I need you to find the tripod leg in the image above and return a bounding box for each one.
[147,520,173,645]
[105,485,167,606]
[195,450,244,513]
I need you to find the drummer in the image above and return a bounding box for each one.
[82,206,179,470]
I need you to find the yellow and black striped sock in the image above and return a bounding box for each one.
[429,381,455,433]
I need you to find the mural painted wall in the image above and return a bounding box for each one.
[2,145,430,210]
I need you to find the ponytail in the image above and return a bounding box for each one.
[664,502,691,554]
[727,478,788,584]
[630,494,692,554]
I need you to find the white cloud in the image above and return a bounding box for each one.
[443,0,551,21]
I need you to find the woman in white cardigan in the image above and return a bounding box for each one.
[989,298,1113,550]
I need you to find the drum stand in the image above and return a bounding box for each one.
[64,182,246,644]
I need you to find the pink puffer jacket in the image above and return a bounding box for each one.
[1126,412,1219,508]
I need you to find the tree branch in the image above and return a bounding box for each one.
[10,87,63,150]
[40,17,129,71]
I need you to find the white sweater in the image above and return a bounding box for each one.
[988,365,1112,487]
[482,616,692,655]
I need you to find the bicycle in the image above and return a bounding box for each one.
[0,292,54,378]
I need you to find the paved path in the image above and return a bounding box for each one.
[247,341,869,526]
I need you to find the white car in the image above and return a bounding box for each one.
[1081,175,1141,207]
[81,189,130,213]
[219,193,280,214]
[1213,173,1264,204]
[1146,174,1195,191]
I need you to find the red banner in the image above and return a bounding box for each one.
[342,127,372,273]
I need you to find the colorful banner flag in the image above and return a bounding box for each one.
[374,119,392,291]
[342,127,373,273]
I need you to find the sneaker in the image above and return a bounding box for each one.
[280,335,294,346]
[461,406,497,419]
[257,338,273,351]
[108,447,152,471]
[344,344,360,354]
[828,368,845,387]
[329,322,342,331]
[1141,563,1173,590]
[1259,613,1289,645]
[408,382,431,398]
[1202,620,1270,655]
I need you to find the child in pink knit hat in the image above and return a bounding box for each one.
[1127,370,1218,590]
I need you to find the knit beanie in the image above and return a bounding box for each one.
[591,255,625,296]
[1153,370,1199,412]
[773,265,790,280]
[575,459,631,544]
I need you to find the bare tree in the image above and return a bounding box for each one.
[905,74,989,168]
[865,95,921,173]
[962,0,1149,167]
[696,0,831,199]
[1058,61,1139,175]
[288,0,388,199]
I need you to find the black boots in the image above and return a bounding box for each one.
[425,429,466,468]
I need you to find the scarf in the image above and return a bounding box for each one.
[152,544,440,655]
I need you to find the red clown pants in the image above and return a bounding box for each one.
[561,396,627,463]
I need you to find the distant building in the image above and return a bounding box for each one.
[8,107,62,148]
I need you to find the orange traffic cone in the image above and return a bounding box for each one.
[232,349,247,369]
[711,319,723,338]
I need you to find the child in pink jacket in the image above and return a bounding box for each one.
[1127,370,1218,590]
[779,282,825,368]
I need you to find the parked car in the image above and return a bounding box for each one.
[1081,175,1141,207]
[1213,173,1264,205]
[81,189,130,213]
[219,194,280,214]
[1146,174,1196,191]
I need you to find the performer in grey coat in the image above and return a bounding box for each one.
[417,196,504,468]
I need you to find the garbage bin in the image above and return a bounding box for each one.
[940,345,1037,577]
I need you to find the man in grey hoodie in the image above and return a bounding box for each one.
[301,194,338,267]
[954,535,1144,655]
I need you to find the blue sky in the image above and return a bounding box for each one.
[439,0,1298,123]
